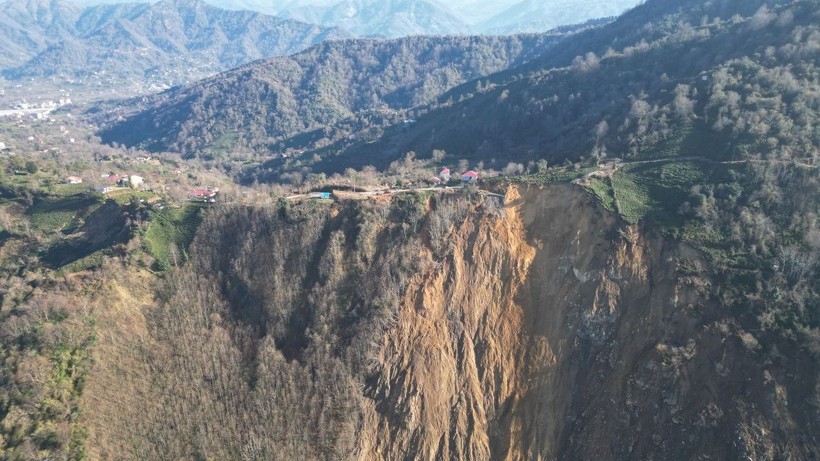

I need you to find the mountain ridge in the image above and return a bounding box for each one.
[201,0,642,36]
[278,0,819,178]
[0,0,348,85]
[277,0,471,37]
[97,0,818,189]
[96,31,579,153]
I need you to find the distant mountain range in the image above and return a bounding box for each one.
[0,0,347,85]
[479,0,628,34]
[209,0,642,36]
[273,0,470,37]
[65,0,643,37]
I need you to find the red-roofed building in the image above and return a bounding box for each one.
[439,167,451,182]
[460,171,479,183]
[189,189,217,202]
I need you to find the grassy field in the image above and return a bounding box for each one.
[496,166,594,185]
[58,250,107,273]
[144,204,205,270]
[209,131,241,158]
[581,121,751,229]
[584,177,616,212]
[27,192,104,233]
[585,160,712,226]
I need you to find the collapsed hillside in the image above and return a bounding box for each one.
[77,184,817,460]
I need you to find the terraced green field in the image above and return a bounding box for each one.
[144,204,205,270]
[614,161,705,225]
[27,193,103,233]
[496,166,594,185]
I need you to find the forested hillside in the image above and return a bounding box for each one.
[0,0,88,69]
[97,32,577,153]
[99,0,818,183]
[305,0,818,172]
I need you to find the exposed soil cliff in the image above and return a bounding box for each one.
[80,184,817,460]
[356,185,817,460]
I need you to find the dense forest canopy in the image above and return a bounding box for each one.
[304,0,818,172]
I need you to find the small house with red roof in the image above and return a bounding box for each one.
[439,167,451,182]
[189,189,217,202]
[460,171,479,183]
[63,176,83,184]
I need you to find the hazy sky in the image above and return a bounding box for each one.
[70,0,642,18]
[268,0,644,26]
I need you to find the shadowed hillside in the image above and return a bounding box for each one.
[300,0,818,175]
[97,32,577,153]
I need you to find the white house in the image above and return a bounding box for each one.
[129,175,144,188]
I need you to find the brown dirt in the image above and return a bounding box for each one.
[354,184,817,460]
[79,184,818,460]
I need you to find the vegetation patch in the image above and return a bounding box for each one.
[58,250,107,274]
[499,166,592,185]
[107,189,155,206]
[42,200,131,269]
[50,183,90,197]
[144,204,205,270]
[27,192,104,233]
[584,176,616,212]
[630,123,725,161]
[208,130,241,158]
[611,161,707,226]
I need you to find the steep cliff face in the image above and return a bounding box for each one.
[355,184,696,459]
[81,184,817,460]
[358,185,816,460]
